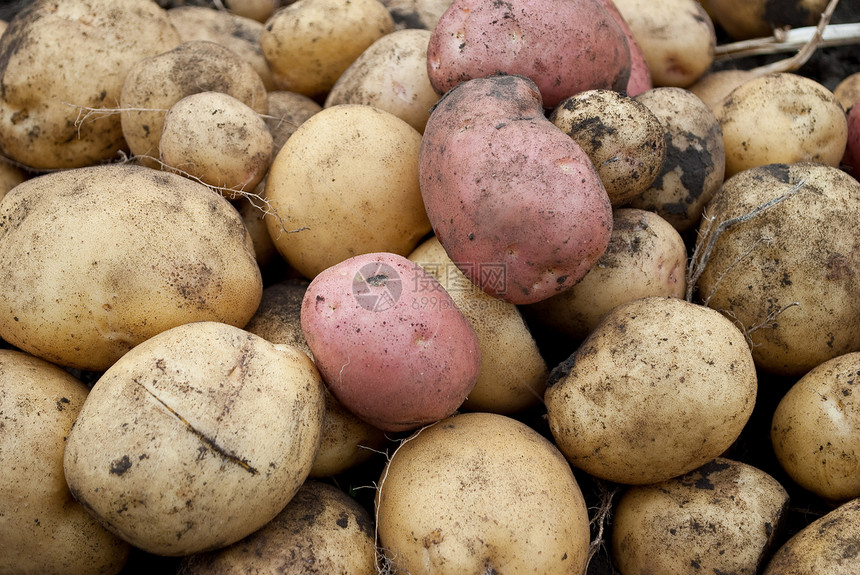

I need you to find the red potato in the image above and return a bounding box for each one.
[419,75,613,304]
[427,0,631,108]
[846,102,860,177]
[300,252,481,432]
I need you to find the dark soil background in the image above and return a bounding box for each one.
[0,0,855,574]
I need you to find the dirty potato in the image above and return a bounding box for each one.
[264,91,322,157]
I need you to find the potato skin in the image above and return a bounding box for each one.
[376,412,590,575]
[0,350,131,575]
[63,322,326,556]
[771,352,860,503]
[694,162,860,375]
[0,164,263,371]
[545,296,757,485]
[612,458,789,575]
[301,252,481,432]
[427,0,631,108]
[0,0,181,170]
[419,75,613,304]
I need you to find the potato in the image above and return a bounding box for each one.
[596,0,653,96]
[612,0,716,88]
[63,321,326,556]
[167,5,275,90]
[408,235,548,414]
[419,75,613,304]
[261,0,395,97]
[629,87,726,232]
[179,481,377,574]
[845,103,860,176]
[545,296,757,485]
[376,412,591,575]
[0,158,25,202]
[381,0,454,30]
[834,71,860,111]
[264,104,431,279]
[693,162,860,375]
[325,29,438,133]
[0,0,181,170]
[427,0,632,108]
[707,0,829,40]
[301,252,481,432]
[243,280,388,477]
[771,352,860,503]
[762,497,860,574]
[527,208,687,341]
[224,0,280,23]
[716,73,847,178]
[159,91,273,196]
[550,89,667,207]
[264,90,322,157]
[612,458,789,575]
[0,350,131,575]
[688,68,758,114]
[0,164,263,372]
[121,40,268,166]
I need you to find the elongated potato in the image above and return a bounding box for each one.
[0,164,263,372]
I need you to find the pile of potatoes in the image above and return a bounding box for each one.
[0,0,859,573]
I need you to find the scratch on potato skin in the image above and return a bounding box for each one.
[135,378,258,475]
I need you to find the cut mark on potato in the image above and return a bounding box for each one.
[134,378,259,475]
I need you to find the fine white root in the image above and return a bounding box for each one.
[700,235,771,307]
[721,302,802,348]
[685,178,807,303]
[585,480,621,574]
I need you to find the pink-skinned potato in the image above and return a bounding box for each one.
[845,102,860,176]
[427,0,631,108]
[419,74,613,304]
[301,252,481,432]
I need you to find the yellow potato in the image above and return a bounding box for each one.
[0,0,181,170]
[716,73,847,177]
[159,91,273,196]
[545,296,757,485]
[527,208,687,341]
[0,350,131,575]
[707,0,829,40]
[771,352,860,503]
[325,29,439,133]
[224,0,280,23]
[265,90,323,158]
[376,412,591,575]
[63,322,326,556]
[408,235,548,414]
[613,458,789,575]
[265,104,431,278]
[0,164,263,372]
[688,68,758,114]
[834,71,860,111]
[261,0,395,97]
[179,481,377,574]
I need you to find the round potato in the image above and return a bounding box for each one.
[707,0,829,40]
[121,40,268,166]
[376,412,591,575]
[527,208,687,341]
[160,91,273,196]
[0,350,131,575]
[545,296,757,485]
[834,71,860,111]
[550,90,667,207]
[179,481,377,574]
[265,104,431,279]
[325,29,438,133]
[261,0,395,97]
[301,252,481,432]
[629,87,725,232]
[419,75,613,304]
[243,280,388,477]
[408,235,548,414]
[167,5,275,90]
[264,90,322,157]
[688,69,758,114]
[63,321,326,556]
[844,100,860,175]
[0,164,263,372]
[224,0,280,23]
[693,162,860,375]
[427,0,631,108]
[612,0,716,87]
[716,73,847,178]
[612,458,789,575]
[0,0,181,170]
[771,352,860,503]
[762,497,860,574]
